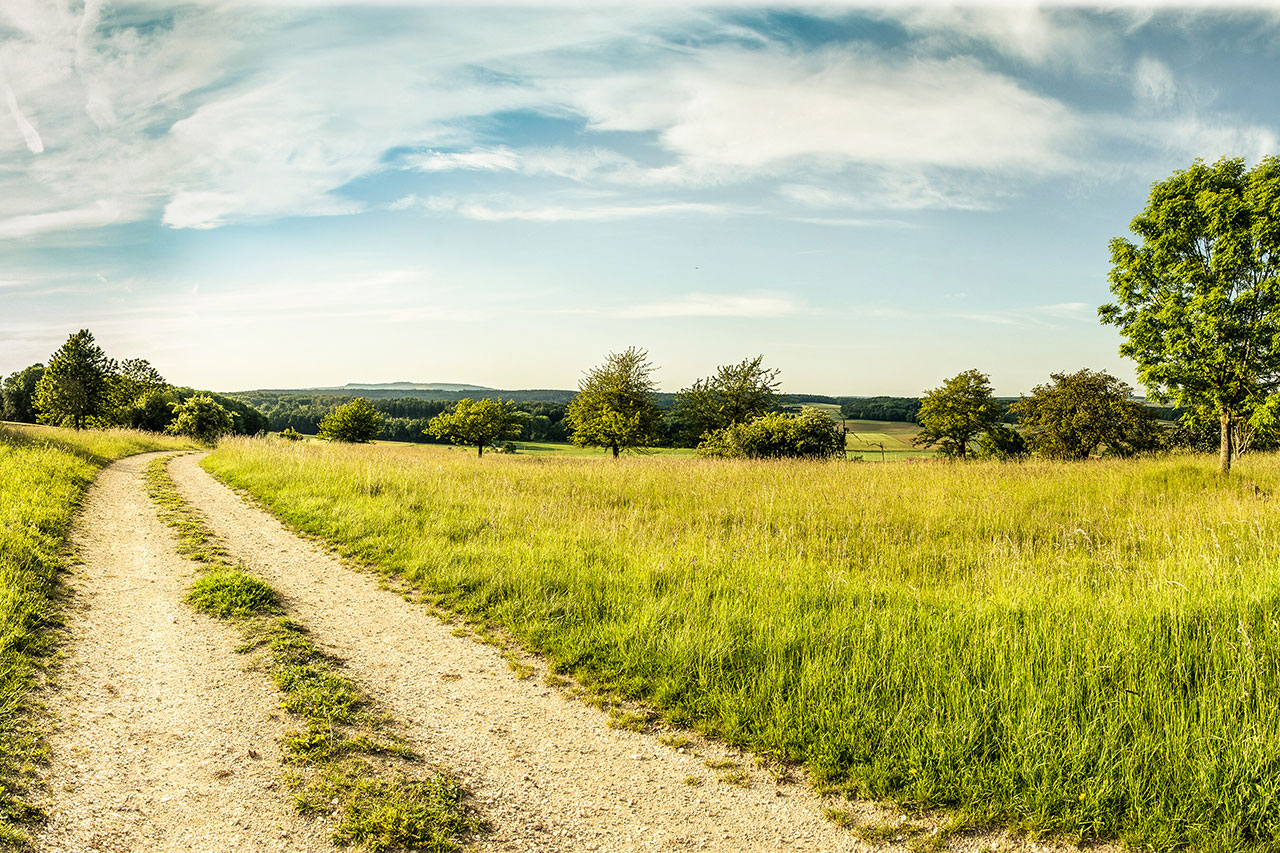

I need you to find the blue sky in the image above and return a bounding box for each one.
[2,2,1278,395]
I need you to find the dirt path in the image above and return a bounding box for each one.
[168,452,877,852]
[33,453,336,853]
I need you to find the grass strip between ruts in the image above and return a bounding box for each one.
[144,455,482,852]
[0,425,196,851]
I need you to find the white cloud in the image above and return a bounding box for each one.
[0,199,143,239]
[565,49,1078,176]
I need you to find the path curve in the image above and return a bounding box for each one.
[33,452,337,853]
[170,452,871,852]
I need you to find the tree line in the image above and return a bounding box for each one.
[2,330,267,442]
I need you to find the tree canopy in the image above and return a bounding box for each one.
[2,365,44,423]
[1009,369,1164,460]
[565,347,664,457]
[672,355,781,445]
[318,397,384,443]
[912,369,1001,459]
[1101,156,1280,474]
[165,394,234,444]
[426,398,530,456]
[34,330,115,429]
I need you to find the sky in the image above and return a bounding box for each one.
[2,2,1279,396]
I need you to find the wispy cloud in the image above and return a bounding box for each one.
[400,194,732,222]
[957,302,1094,327]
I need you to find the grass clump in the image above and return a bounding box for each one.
[0,424,194,848]
[203,438,1280,851]
[187,570,280,619]
[145,455,480,851]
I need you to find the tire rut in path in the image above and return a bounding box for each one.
[169,452,865,852]
[33,453,337,853]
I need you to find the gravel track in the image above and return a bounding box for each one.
[32,453,336,853]
[168,452,873,852]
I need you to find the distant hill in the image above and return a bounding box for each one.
[328,381,494,392]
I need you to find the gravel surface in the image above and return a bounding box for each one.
[32,453,337,853]
[169,452,874,852]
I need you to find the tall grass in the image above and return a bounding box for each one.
[205,438,1280,851]
[0,424,194,847]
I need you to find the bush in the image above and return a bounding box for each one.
[278,427,303,441]
[165,394,234,444]
[698,407,844,459]
[318,398,383,443]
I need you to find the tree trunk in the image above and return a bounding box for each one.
[1219,410,1233,475]
[612,444,620,459]
[477,443,484,457]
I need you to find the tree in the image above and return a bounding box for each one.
[34,330,115,429]
[1009,369,1164,460]
[317,397,383,443]
[426,398,530,456]
[565,347,664,457]
[672,355,781,445]
[975,424,1029,461]
[110,358,170,429]
[912,369,1001,459]
[2,364,44,423]
[697,407,845,459]
[165,394,234,444]
[1100,156,1280,474]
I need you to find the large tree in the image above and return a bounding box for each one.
[1009,369,1164,460]
[34,330,115,429]
[2,364,44,423]
[1100,156,1280,474]
[110,358,170,429]
[673,355,781,445]
[426,398,530,456]
[912,369,1001,459]
[565,347,664,457]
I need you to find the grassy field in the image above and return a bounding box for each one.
[205,438,1280,851]
[0,424,194,847]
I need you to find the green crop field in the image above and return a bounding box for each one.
[0,424,195,845]
[205,437,1280,851]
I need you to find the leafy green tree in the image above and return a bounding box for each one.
[2,364,44,423]
[673,355,781,445]
[426,398,530,456]
[165,394,234,444]
[34,330,115,429]
[1101,156,1280,474]
[565,347,664,457]
[912,369,1001,459]
[110,358,170,428]
[1010,369,1165,460]
[317,397,384,442]
[698,406,845,459]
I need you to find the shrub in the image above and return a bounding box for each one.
[165,394,234,444]
[698,407,844,459]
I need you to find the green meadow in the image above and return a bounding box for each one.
[0,424,194,845]
[205,437,1280,852]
